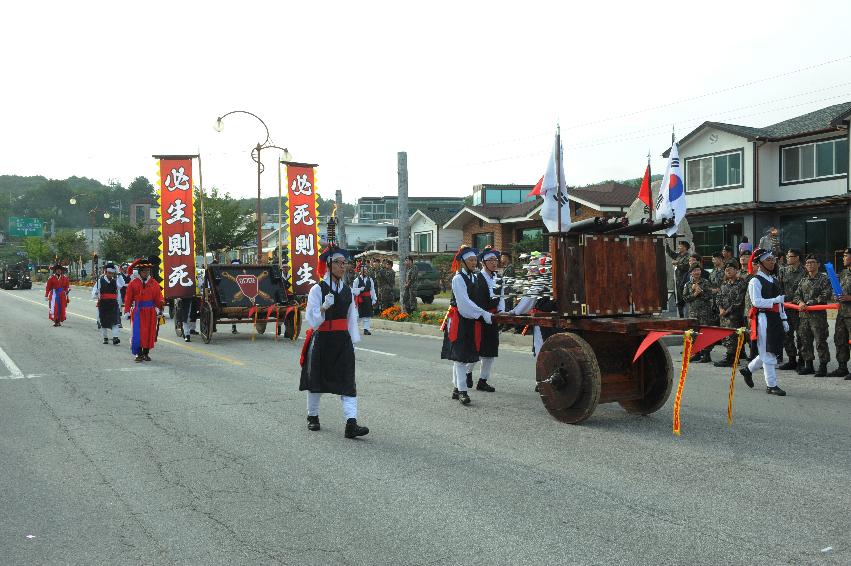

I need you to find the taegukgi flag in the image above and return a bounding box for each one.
[655,139,686,236]
[539,132,571,233]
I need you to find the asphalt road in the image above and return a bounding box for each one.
[1,285,849,565]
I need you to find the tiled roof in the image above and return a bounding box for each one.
[570,181,637,207]
[469,200,541,220]
[668,101,851,156]
[413,208,460,226]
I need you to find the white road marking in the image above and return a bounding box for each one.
[0,345,25,379]
[354,347,397,357]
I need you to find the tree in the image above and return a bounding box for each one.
[100,221,160,263]
[196,187,254,254]
[23,236,52,264]
[51,230,88,263]
[127,176,156,205]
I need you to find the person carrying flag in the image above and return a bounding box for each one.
[299,244,369,439]
[92,262,122,345]
[739,248,788,396]
[45,264,70,327]
[123,257,164,363]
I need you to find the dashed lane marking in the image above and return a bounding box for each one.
[0,290,244,366]
[0,344,25,378]
[354,347,397,357]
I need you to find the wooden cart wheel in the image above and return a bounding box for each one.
[535,332,601,424]
[255,321,267,334]
[618,340,673,415]
[200,302,214,344]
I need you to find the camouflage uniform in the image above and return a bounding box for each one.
[833,267,851,366]
[683,276,714,325]
[717,277,747,358]
[778,263,806,362]
[708,267,725,325]
[377,266,394,311]
[403,263,419,313]
[793,272,831,365]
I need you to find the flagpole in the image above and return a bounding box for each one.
[646,149,653,222]
[556,124,563,234]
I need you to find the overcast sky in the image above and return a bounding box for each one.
[2,1,849,204]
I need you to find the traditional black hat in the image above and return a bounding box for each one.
[317,244,350,278]
[51,263,65,271]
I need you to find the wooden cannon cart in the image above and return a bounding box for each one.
[493,230,694,424]
[192,263,301,343]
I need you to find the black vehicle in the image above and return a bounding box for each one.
[1,261,33,290]
[391,261,441,304]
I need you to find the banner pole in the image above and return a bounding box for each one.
[197,153,209,272]
[277,157,283,273]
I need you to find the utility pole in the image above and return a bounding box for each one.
[335,189,347,248]
[397,152,409,300]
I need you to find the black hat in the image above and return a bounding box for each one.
[724,259,739,270]
[722,245,733,253]
[478,246,501,262]
[843,248,851,255]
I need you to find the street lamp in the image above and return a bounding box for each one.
[214,110,291,263]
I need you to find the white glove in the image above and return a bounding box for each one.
[782,320,790,333]
[775,295,785,305]
[155,308,162,316]
[124,312,131,320]
[322,294,335,309]
[350,286,362,296]
[482,311,493,325]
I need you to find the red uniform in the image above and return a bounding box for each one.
[45,273,70,323]
[123,276,164,354]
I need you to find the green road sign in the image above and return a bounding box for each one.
[8,217,44,237]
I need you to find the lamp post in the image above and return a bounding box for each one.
[214,110,291,263]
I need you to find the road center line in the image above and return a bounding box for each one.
[355,347,397,357]
[0,344,25,379]
[0,289,244,366]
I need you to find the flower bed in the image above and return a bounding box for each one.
[377,305,442,326]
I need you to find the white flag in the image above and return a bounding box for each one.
[655,140,686,237]
[540,132,571,233]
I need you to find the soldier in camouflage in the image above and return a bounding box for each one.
[377,259,395,312]
[402,255,419,314]
[831,248,851,379]
[708,252,725,326]
[683,265,715,362]
[777,248,805,371]
[793,254,832,376]
[713,261,747,367]
[667,240,691,317]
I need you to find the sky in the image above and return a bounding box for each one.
[2,0,850,205]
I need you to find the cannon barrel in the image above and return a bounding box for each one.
[567,216,628,235]
[600,217,674,236]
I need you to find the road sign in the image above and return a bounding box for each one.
[8,217,43,237]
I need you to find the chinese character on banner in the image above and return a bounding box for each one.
[158,157,197,299]
[284,163,319,296]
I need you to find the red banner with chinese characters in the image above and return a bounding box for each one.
[157,157,197,299]
[284,162,320,296]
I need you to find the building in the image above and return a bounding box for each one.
[129,200,159,231]
[443,182,637,253]
[669,101,851,263]
[409,209,462,253]
[471,183,538,206]
[355,196,465,224]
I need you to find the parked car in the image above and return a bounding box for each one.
[0,261,33,290]
[388,261,440,304]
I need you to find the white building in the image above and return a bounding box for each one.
[409,209,462,253]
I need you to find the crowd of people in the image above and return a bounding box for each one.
[668,231,851,396]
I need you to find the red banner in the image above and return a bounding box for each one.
[158,158,197,299]
[285,163,320,296]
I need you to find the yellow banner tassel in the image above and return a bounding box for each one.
[292,307,301,342]
[672,329,696,436]
[727,327,746,425]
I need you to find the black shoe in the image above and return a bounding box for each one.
[458,391,471,405]
[184,335,191,342]
[103,337,109,344]
[363,329,372,335]
[777,358,798,370]
[814,363,828,377]
[777,353,784,363]
[232,326,238,334]
[798,361,815,375]
[134,355,144,363]
[845,374,851,380]
[766,386,787,396]
[345,418,369,438]
[476,379,495,392]
[827,364,849,377]
[451,388,459,400]
[534,383,540,393]
[797,358,804,372]
[143,354,151,362]
[112,337,120,345]
[713,357,733,368]
[466,372,473,388]
[739,367,754,388]
[307,415,320,431]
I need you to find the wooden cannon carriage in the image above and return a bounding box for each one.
[493,229,694,424]
[192,263,301,343]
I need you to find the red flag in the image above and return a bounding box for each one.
[638,163,652,207]
[527,176,543,197]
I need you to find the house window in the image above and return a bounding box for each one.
[473,232,493,249]
[573,202,582,215]
[782,137,849,183]
[416,232,431,252]
[485,189,502,204]
[686,150,743,191]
